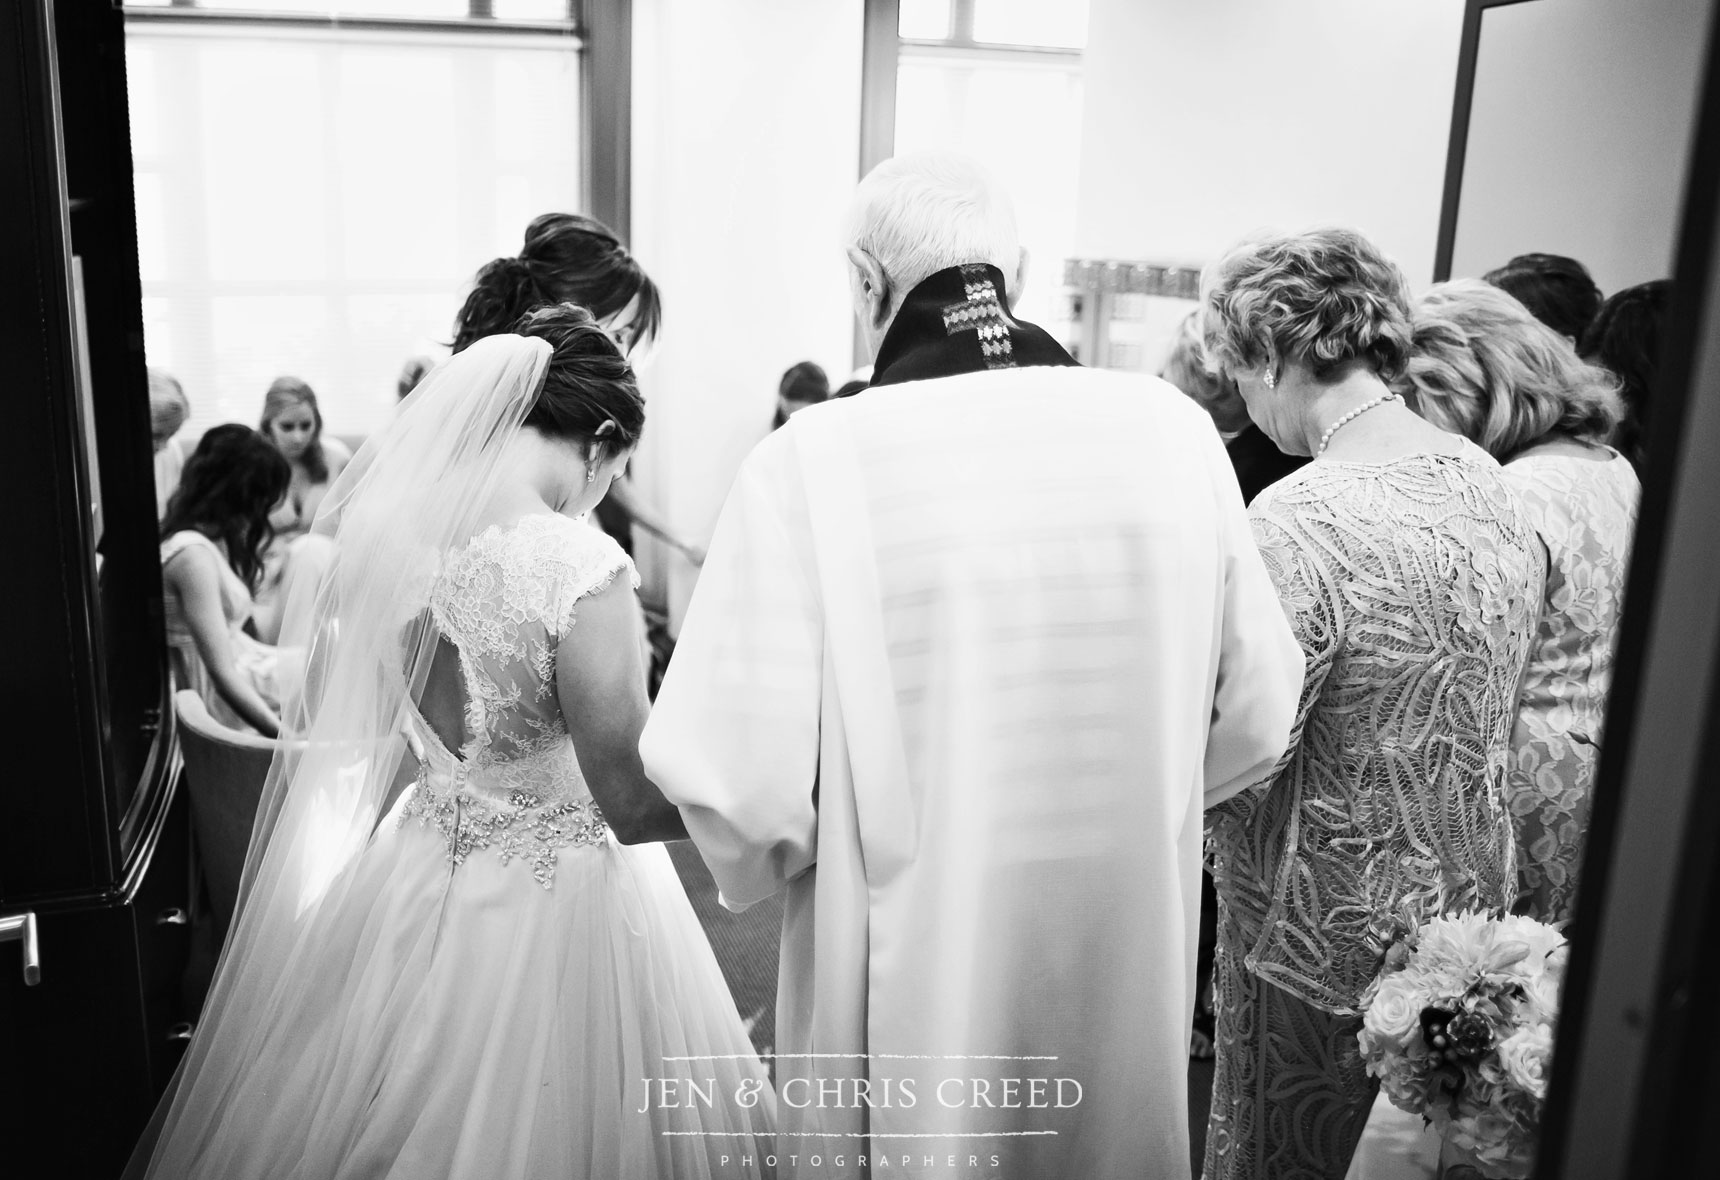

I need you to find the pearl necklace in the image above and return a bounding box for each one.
[1316,392,1401,457]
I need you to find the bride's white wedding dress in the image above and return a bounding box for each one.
[140,512,774,1179]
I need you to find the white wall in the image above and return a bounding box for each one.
[1074,0,1467,288]
[1450,0,1713,292]
[629,0,863,626]
[629,0,1711,633]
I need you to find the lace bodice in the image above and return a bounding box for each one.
[399,513,638,887]
[1207,443,1545,1014]
[1500,449,1639,922]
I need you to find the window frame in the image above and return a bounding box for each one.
[122,0,631,232]
[859,0,1082,177]
[121,0,623,440]
[856,0,1083,363]
[124,0,580,36]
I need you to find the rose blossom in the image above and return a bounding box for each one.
[1363,978,1423,1045]
[1498,1023,1555,1101]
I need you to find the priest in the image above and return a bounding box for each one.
[640,152,1304,1180]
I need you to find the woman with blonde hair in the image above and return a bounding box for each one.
[1160,309,1306,505]
[1199,229,1544,1180]
[1403,278,1639,925]
[149,368,191,517]
[260,376,352,538]
[255,377,348,641]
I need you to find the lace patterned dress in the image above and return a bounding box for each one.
[1500,448,1639,923]
[174,514,774,1179]
[1204,443,1544,1180]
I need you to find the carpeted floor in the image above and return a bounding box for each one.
[667,840,784,1056]
[666,840,1218,1172]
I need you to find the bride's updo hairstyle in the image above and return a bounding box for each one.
[452,213,663,355]
[512,303,645,459]
[1200,226,1414,385]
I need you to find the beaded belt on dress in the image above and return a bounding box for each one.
[398,749,609,890]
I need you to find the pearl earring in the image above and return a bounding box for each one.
[585,465,596,485]
[1263,368,1277,391]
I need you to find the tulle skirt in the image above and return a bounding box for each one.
[145,801,776,1179]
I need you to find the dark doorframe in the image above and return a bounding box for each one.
[1537,5,1720,1177]
[858,0,899,180]
[582,0,631,243]
[1432,0,1539,282]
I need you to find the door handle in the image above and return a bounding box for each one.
[156,907,189,926]
[0,912,41,986]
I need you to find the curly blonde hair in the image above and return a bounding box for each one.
[1161,309,1246,428]
[1399,279,1623,460]
[148,368,189,444]
[1200,227,1414,384]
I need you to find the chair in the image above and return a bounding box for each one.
[173,689,277,944]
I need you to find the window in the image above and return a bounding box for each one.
[865,0,1088,337]
[125,0,575,22]
[898,0,1088,49]
[125,4,582,441]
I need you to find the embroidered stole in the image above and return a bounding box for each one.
[868,263,1079,387]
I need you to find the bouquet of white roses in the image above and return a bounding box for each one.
[1357,910,1566,1179]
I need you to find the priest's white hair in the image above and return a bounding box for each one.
[846,151,1022,298]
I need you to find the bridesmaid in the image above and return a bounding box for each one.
[160,424,291,736]
[1198,229,1545,1180]
[150,368,191,518]
[1403,279,1639,924]
[1160,308,1307,506]
[255,377,347,642]
[451,212,706,569]
[452,211,701,695]
[260,376,351,538]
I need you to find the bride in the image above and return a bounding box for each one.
[127,306,775,1179]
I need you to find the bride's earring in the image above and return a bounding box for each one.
[1263,367,1277,391]
[585,464,596,485]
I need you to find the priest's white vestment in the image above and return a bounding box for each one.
[641,365,1303,1180]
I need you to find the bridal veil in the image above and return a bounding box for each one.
[127,335,554,1177]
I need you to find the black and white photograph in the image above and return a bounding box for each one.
[4,1,1720,1177]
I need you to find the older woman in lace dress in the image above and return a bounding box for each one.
[1403,280,1639,925]
[1199,229,1546,1180]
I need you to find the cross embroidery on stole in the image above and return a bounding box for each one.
[940,263,1017,370]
